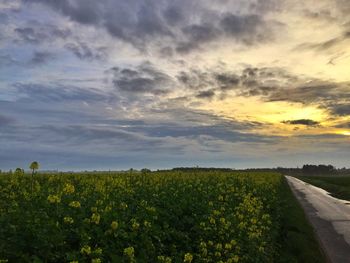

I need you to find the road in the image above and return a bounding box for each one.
[286,176,350,263]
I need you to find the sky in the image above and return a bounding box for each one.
[0,0,349,171]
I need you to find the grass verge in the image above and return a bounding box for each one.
[296,176,350,201]
[278,177,327,263]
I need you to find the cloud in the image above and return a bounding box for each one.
[196,90,216,99]
[0,114,15,126]
[29,51,55,65]
[14,24,71,44]
[295,32,350,52]
[329,103,350,116]
[335,122,350,128]
[23,0,101,25]
[109,62,174,95]
[282,119,320,126]
[14,83,112,102]
[64,42,106,61]
[0,54,18,68]
[220,13,268,44]
[23,0,279,53]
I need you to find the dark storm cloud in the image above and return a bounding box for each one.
[23,0,279,53]
[110,62,173,95]
[282,119,320,126]
[29,51,54,65]
[14,83,112,102]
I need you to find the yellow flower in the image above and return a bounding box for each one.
[111,221,118,230]
[130,219,140,231]
[183,253,193,263]
[91,213,100,224]
[123,246,135,258]
[47,194,61,204]
[69,201,81,208]
[157,256,172,263]
[63,183,75,194]
[81,245,91,255]
[94,248,103,255]
[143,220,151,228]
[64,216,74,224]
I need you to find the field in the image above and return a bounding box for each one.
[0,171,324,262]
[297,175,350,201]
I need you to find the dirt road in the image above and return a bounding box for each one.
[286,176,350,263]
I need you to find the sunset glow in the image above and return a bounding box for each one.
[0,0,349,170]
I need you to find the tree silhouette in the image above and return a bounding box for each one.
[29,161,39,193]
[14,168,24,176]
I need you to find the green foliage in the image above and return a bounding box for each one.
[297,176,350,201]
[0,171,323,262]
[14,168,24,176]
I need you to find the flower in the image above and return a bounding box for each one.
[143,220,151,228]
[130,219,140,231]
[63,183,75,194]
[69,201,81,208]
[94,248,103,255]
[111,221,118,230]
[64,216,74,224]
[123,246,135,258]
[91,213,100,224]
[157,256,172,263]
[81,245,91,255]
[47,194,60,204]
[183,253,193,263]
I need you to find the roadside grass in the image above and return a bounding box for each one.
[278,177,326,263]
[296,176,350,201]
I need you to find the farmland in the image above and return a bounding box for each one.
[296,175,350,201]
[0,171,324,262]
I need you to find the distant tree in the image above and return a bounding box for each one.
[302,164,335,175]
[141,168,151,174]
[14,168,24,176]
[30,161,39,177]
[29,161,39,193]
